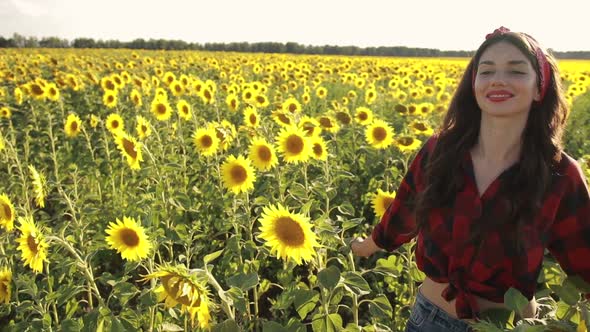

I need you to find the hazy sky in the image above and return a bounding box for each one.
[1,0,589,51]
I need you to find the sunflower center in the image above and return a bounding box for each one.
[107,95,114,103]
[122,138,137,158]
[157,104,166,115]
[413,123,427,131]
[141,125,148,133]
[257,146,271,162]
[182,106,189,114]
[112,120,119,129]
[2,203,11,220]
[313,143,323,156]
[382,197,395,211]
[49,88,57,96]
[70,121,78,132]
[119,228,140,247]
[288,103,297,113]
[286,135,304,154]
[231,165,247,183]
[27,235,39,254]
[275,216,305,246]
[200,135,212,148]
[372,127,387,142]
[319,118,332,127]
[249,114,257,125]
[398,137,413,146]
[278,114,290,124]
[31,84,44,96]
[358,112,368,121]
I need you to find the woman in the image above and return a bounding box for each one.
[351,27,590,332]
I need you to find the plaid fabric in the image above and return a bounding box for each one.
[372,135,590,319]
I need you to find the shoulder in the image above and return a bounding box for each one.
[554,151,589,188]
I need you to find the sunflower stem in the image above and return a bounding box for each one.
[45,262,60,325]
[204,267,235,320]
[46,235,105,309]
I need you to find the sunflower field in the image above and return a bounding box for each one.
[1,48,590,332]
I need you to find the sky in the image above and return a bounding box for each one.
[1,0,589,52]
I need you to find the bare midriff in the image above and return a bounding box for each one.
[419,277,538,322]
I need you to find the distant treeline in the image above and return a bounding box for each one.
[2,33,589,59]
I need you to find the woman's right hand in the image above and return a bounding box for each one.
[350,236,381,257]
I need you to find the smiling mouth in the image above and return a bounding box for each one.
[486,93,513,102]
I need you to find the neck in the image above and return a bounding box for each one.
[473,113,528,164]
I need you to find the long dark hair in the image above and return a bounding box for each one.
[415,31,569,252]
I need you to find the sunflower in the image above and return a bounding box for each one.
[200,88,215,105]
[307,136,327,161]
[14,87,23,105]
[210,120,236,151]
[0,134,4,151]
[28,165,46,208]
[0,107,11,119]
[335,110,352,125]
[243,106,260,128]
[409,120,434,136]
[272,111,293,128]
[169,81,184,97]
[151,97,173,121]
[102,91,118,109]
[254,94,269,108]
[226,93,240,112]
[0,267,11,304]
[365,88,377,105]
[315,86,327,99]
[258,204,320,264]
[176,99,192,121]
[106,113,124,134]
[129,89,143,108]
[395,136,422,153]
[275,126,312,164]
[136,116,152,140]
[0,194,15,231]
[193,127,219,157]
[64,113,82,138]
[17,216,48,273]
[282,97,302,114]
[101,76,117,92]
[45,83,60,101]
[115,132,143,170]
[354,107,374,125]
[248,138,278,171]
[221,155,257,194]
[141,265,211,328]
[317,115,340,134]
[89,115,100,128]
[418,102,434,117]
[105,216,151,261]
[298,116,321,137]
[29,82,46,99]
[372,189,396,218]
[365,119,394,149]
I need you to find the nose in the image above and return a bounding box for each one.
[489,72,507,86]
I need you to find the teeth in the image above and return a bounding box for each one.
[488,94,511,98]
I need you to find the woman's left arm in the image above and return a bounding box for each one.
[547,159,590,299]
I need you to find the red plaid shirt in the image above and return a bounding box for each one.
[372,135,590,319]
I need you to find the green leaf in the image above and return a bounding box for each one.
[368,294,393,319]
[60,319,81,332]
[552,280,581,306]
[109,316,126,332]
[318,266,341,290]
[160,322,184,331]
[341,271,371,296]
[504,287,529,316]
[203,249,224,264]
[337,202,355,216]
[478,307,513,329]
[373,255,403,276]
[111,282,139,306]
[293,289,320,319]
[327,313,343,330]
[227,272,259,291]
[262,321,285,332]
[567,275,590,293]
[212,319,241,332]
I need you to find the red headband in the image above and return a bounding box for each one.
[472,26,551,102]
